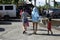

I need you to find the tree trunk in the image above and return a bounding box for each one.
[45,0,47,5]
[48,0,50,8]
[34,0,36,6]
[54,0,55,8]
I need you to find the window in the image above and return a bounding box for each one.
[0,6,3,10]
[5,6,13,10]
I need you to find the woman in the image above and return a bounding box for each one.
[31,7,39,34]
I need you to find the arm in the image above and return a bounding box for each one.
[26,12,30,17]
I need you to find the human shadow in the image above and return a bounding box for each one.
[28,33,60,36]
[52,34,60,36]
[28,29,47,31]
[0,28,5,32]
[34,33,60,36]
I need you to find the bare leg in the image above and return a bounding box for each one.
[33,22,35,30]
[33,22,38,34]
[23,23,27,34]
[33,22,36,34]
[36,22,38,33]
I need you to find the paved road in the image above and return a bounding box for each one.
[0,21,60,40]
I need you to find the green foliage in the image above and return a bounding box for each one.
[37,6,44,15]
[0,0,3,4]
[0,0,19,4]
[43,4,49,10]
[0,0,20,7]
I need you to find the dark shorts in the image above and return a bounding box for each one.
[23,18,29,27]
[24,18,28,23]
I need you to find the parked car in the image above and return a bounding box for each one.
[49,8,60,18]
[0,4,16,19]
[44,8,60,18]
[43,10,53,18]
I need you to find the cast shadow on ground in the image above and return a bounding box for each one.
[7,20,31,22]
[0,21,12,25]
[0,19,32,22]
[28,29,47,31]
[7,20,21,22]
[28,33,60,36]
[36,33,60,36]
[0,28,5,32]
[0,19,21,22]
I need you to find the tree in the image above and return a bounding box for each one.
[14,0,19,7]
[0,0,3,4]
[0,0,24,7]
[45,0,47,5]
[54,0,58,8]
[34,0,36,6]
[1,0,12,4]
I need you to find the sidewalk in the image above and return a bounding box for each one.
[0,22,60,40]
